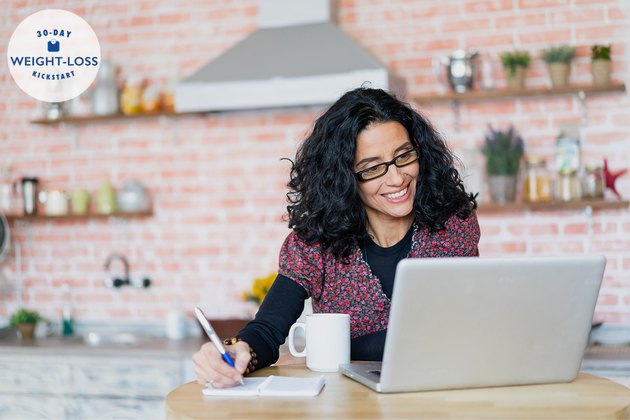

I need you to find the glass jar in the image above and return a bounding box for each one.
[556,169,582,202]
[120,77,143,115]
[141,85,161,113]
[582,163,604,199]
[522,157,552,202]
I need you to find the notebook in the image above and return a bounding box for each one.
[202,375,325,397]
[340,255,606,393]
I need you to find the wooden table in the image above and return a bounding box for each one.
[166,364,630,419]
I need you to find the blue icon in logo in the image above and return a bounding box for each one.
[47,39,60,52]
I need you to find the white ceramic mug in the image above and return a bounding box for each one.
[288,313,350,372]
[39,190,68,216]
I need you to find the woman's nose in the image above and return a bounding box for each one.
[385,164,405,185]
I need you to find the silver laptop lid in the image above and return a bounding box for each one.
[379,256,605,393]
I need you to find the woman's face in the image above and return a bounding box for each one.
[354,121,419,224]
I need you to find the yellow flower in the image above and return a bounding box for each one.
[245,272,277,304]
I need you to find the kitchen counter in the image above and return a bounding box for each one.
[1,331,629,364]
[584,344,630,362]
[0,333,204,358]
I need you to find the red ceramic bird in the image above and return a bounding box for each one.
[603,159,628,200]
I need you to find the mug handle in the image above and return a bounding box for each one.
[288,322,306,357]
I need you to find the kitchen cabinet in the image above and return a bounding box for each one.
[0,340,194,419]
[581,344,630,389]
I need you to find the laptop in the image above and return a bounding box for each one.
[339,256,606,393]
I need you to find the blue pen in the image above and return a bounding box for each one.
[194,307,244,385]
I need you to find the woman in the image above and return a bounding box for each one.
[193,87,480,388]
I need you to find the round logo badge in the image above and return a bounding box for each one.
[7,9,101,103]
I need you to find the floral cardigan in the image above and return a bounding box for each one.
[278,212,480,339]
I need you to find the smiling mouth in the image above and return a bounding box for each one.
[383,187,408,199]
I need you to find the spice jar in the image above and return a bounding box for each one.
[141,85,161,113]
[161,77,177,113]
[557,169,582,202]
[582,163,604,199]
[120,77,143,115]
[522,156,552,202]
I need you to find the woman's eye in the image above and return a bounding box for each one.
[397,151,415,163]
[362,165,382,175]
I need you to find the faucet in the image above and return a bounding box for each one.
[104,253,130,288]
[104,253,152,289]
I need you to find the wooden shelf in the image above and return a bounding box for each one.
[5,210,153,221]
[412,82,626,103]
[30,110,204,125]
[477,200,629,213]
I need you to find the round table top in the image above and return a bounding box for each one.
[166,365,630,419]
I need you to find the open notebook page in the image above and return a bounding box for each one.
[202,375,325,397]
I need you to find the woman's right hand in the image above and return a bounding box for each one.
[192,340,251,388]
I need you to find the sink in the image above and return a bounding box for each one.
[83,331,149,346]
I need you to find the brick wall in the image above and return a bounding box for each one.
[1,0,629,325]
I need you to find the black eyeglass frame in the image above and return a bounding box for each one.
[354,148,420,182]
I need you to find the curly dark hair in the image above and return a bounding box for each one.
[286,87,476,259]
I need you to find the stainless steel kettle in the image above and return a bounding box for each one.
[440,50,480,93]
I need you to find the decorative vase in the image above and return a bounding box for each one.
[17,323,36,341]
[506,67,526,90]
[487,175,517,204]
[548,62,570,88]
[591,60,611,85]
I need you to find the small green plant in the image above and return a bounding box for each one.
[541,45,576,64]
[591,44,611,61]
[481,125,525,176]
[9,308,43,327]
[500,50,531,77]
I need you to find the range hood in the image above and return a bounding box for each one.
[175,0,404,113]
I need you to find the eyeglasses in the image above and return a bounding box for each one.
[355,149,419,182]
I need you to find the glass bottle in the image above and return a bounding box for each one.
[582,163,604,199]
[557,169,582,202]
[92,60,119,116]
[555,125,581,174]
[61,284,75,336]
[522,157,552,202]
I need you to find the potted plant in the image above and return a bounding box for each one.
[9,308,43,341]
[500,50,531,90]
[591,44,612,85]
[481,125,525,203]
[541,45,576,88]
